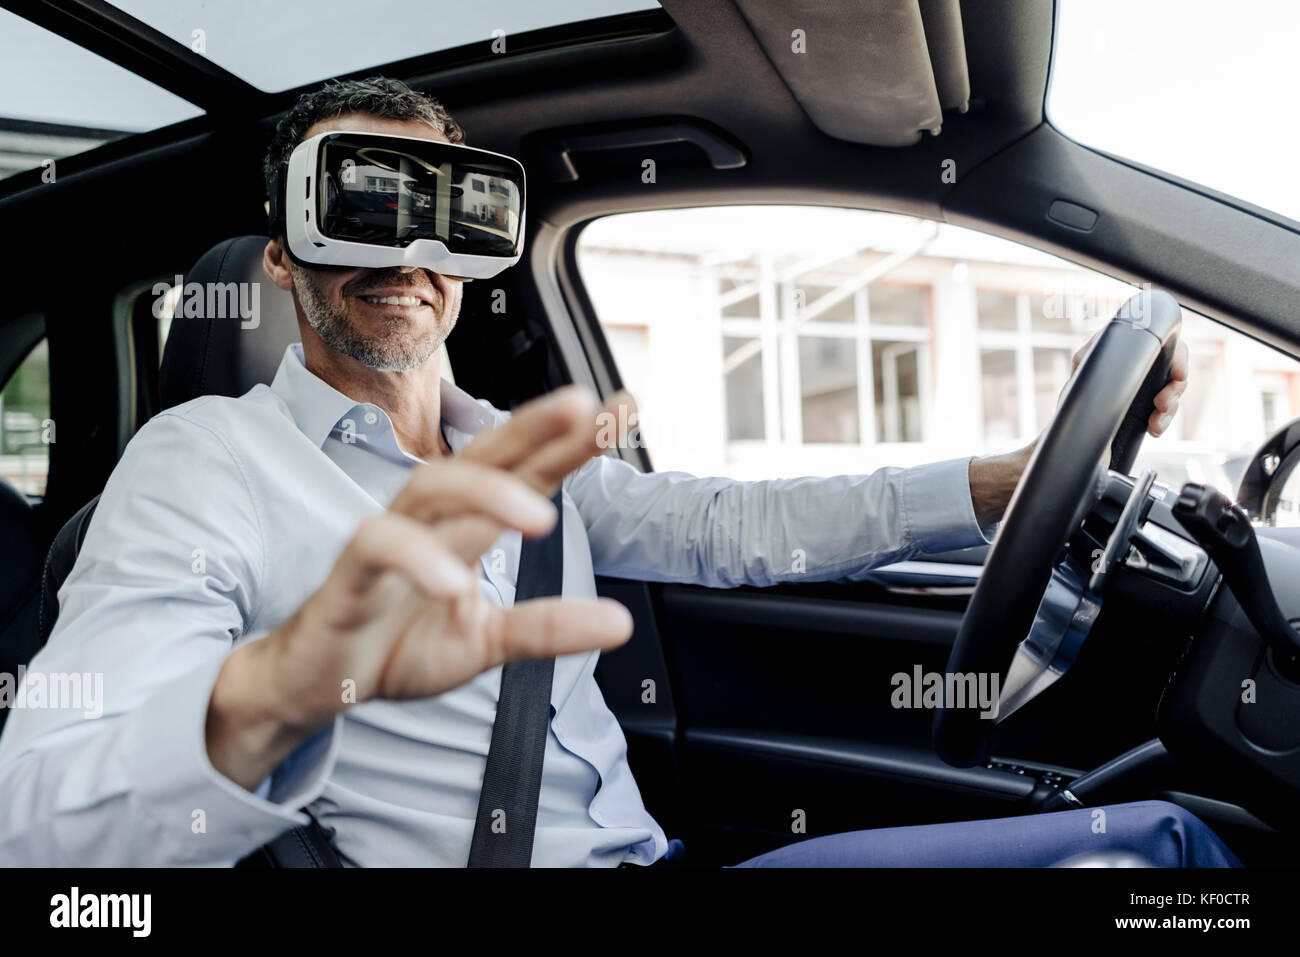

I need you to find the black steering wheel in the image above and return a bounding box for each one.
[932,289,1182,767]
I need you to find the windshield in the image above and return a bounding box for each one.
[1047,0,1300,224]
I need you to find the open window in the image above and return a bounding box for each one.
[574,205,1300,512]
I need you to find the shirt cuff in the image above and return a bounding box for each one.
[902,456,998,555]
[120,653,342,865]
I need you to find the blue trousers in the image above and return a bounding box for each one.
[733,801,1242,867]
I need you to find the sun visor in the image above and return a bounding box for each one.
[732,0,970,146]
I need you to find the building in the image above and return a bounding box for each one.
[576,205,1300,494]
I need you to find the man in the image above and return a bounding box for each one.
[0,77,1233,868]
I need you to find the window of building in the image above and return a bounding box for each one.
[723,335,765,442]
[719,276,761,319]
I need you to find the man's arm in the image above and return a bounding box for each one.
[568,453,997,588]
[0,387,634,865]
[569,334,1189,586]
[202,387,633,792]
[968,444,1034,527]
[0,409,324,866]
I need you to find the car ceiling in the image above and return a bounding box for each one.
[4,0,1300,378]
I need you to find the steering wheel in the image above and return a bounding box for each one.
[932,289,1182,767]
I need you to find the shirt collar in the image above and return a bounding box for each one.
[269,343,505,457]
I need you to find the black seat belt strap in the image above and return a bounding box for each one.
[466,489,565,867]
[236,812,345,868]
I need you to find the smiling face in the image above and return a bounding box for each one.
[283,113,465,372]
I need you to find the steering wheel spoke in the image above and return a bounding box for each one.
[996,554,1098,723]
[997,468,1159,722]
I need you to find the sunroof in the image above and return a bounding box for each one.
[109,0,663,93]
[0,7,202,182]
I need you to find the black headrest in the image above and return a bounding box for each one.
[158,236,301,409]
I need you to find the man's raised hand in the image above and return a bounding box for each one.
[205,386,634,790]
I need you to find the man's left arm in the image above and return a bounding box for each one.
[568,453,1003,588]
[569,335,1187,588]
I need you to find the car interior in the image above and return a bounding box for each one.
[3,0,1300,868]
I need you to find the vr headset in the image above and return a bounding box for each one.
[268,130,526,280]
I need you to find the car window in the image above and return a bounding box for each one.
[1049,0,1300,225]
[0,338,52,498]
[575,206,1300,496]
[0,8,201,184]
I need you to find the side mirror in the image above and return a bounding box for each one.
[1236,417,1300,525]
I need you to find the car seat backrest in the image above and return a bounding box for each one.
[37,494,99,646]
[40,235,298,649]
[158,235,301,410]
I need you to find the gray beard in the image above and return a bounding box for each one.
[292,268,444,372]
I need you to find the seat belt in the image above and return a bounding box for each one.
[466,488,565,867]
[236,811,344,868]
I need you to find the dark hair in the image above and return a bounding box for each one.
[262,75,465,201]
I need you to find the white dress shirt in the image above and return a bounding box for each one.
[0,344,992,866]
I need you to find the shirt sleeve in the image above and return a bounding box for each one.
[0,407,341,866]
[565,453,995,588]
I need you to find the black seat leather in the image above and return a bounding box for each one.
[37,495,99,646]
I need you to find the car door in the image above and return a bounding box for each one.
[554,203,1300,867]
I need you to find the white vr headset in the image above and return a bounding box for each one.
[269,129,526,280]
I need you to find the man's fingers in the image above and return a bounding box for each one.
[389,458,556,534]
[1169,336,1190,384]
[461,385,599,472]
[460,387,636,497]
[335,512,476,599]
[1148,394,1180,436]
[432,513,519,565]
[515,391,633,491]
[1153,385,1183,415]
[383,387,634,572]
[1147,338,1190,436]
[485,596,633,665]
[1153,339,1190,408]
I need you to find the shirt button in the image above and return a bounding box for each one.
[363,410,378,425]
